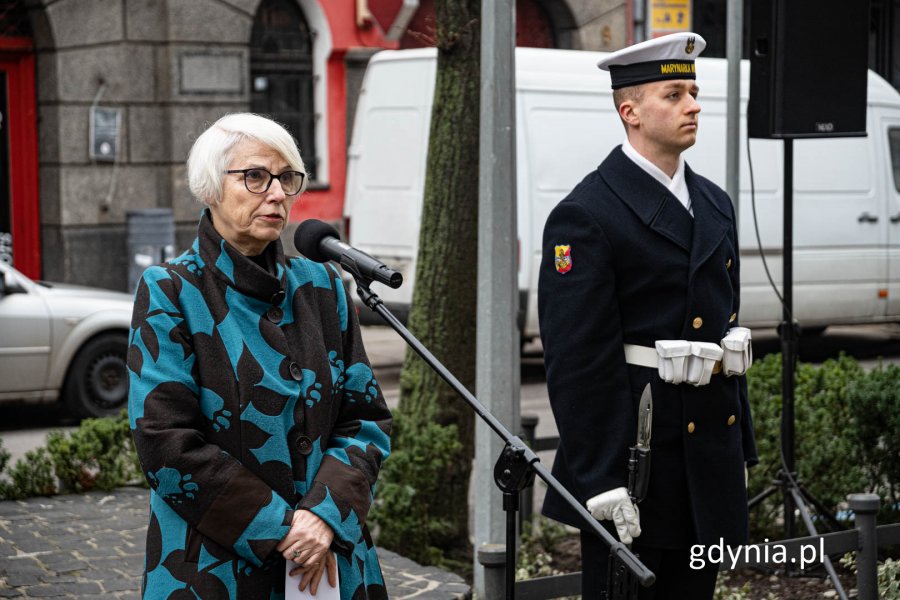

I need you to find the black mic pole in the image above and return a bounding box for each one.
[353,277,655,597]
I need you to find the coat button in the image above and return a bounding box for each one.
[270,290,286,305]
[687,422,696,434]
[726,258,732,269]
[289,362,302,381]
[727,415,736,426]
[692,317,703,329]
[267,307,283,324]
[729,313,737,323]
[296,436,313,455]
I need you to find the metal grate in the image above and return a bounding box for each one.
[0,1,32,38]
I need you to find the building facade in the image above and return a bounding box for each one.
[1,0,896,290]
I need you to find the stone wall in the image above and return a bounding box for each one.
[564,0,629,51]
[30,0,259,290]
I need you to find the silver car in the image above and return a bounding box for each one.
[0,261,133,418]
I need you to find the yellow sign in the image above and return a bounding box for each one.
[650,0,692,34]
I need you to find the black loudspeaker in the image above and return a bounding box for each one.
[748,0,869,139]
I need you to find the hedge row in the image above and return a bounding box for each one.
[747,353,899,537]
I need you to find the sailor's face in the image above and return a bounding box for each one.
[633,79,701,154]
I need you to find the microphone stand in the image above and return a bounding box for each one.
[354,277,655,599]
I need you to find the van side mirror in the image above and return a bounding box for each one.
[0,270,24,296]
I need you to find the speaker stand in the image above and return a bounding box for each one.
[749,139,849,599]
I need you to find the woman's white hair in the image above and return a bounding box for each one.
[187,113,308,206]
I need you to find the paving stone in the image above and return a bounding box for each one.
[38,572,79,584]
[38,581,104,596]
[76,568,123,582]
[38,557,90,574]
[0,515,37,524]
[13,584,66,597]
[0,490,471,600]
[82,557,125,570]
[0,505,30,517]
[100,578,138,593]
[7,536,51,554]
[3,569,45,587]
[73,545,117,558]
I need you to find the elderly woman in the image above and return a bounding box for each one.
[127,113,392,599]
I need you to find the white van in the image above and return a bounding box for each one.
[343,47,900,340]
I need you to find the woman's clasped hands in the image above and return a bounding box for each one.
[277,509,338,595]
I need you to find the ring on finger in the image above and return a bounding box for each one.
[292,549,301,558]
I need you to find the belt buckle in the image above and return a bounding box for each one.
[712,360,722,375]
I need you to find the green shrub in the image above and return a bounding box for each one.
[46,411,143,493]
[747,353,871,539]
[0,440,9,475]
[1,447,56,500]
[880,557,900,599]
[713,572,755,600]
[0,411,142,500]
[369,410,462,567]
[515,516,569,580]
[841,553,900,599]
[847,363,900,524]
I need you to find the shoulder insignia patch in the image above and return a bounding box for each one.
[554,245,572,274]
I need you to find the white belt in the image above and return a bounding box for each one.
[623,328,752,386]
[623,344,658,369]
[624,343,725,371]
[625,342,724,386]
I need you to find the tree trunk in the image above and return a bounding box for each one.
[397,0,481,563]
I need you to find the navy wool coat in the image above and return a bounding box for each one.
[538,146,758,549]
[128,211,392,599]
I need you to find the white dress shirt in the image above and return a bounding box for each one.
[621,138,693,217]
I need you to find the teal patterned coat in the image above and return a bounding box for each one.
[127,211,392,599]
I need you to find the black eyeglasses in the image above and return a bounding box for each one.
[225,168,306,196]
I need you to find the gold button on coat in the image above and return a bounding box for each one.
[727,415,736,426]
[692,317,703,329]
[726,258,732,269]
[729,313,737,323]
[687,422,696,434]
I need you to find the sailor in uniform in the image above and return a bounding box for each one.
[538,32,758,599]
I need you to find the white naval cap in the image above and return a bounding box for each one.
[597,32,707,90]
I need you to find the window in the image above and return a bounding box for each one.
[889,128,900,193]
[251,0,318,181]
[0,2,32,37]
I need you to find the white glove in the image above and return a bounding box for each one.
[586,487,641,545]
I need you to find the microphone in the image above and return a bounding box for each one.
[295,219,403,289]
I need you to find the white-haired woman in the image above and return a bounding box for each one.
[127,113,392,599]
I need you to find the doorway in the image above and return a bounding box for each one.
[0,37,39,279]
